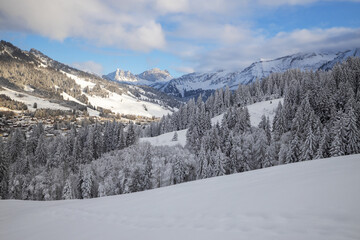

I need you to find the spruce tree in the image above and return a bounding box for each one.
[172,132,178,141]
[345,98,360,154]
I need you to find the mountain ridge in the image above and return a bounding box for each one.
[158,48,360,98]
[103,67,172,86]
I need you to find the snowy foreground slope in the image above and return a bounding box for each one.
[141,98,282,147]
[1,154,359,240]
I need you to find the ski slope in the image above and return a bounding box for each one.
[141,98,283,147]
[1,154,359,240]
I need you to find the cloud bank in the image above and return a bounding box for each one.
[72,61,104,75]
[1,0,359,72]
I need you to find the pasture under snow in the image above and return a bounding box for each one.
[0,87,71,111]
[1,154,359,240]
[63,72,173,118]
[141,98,283,147]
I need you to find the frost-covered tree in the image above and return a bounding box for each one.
[62,178,74,200]
[34,134,47,167]
[172,132,178,141]
[344,98,360,154]
[126,122,137,147]
[301,127,317,161]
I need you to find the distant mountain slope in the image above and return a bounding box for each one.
[103,68,172,86]
[320,48,360,70]
[0,40,180,117]
[1,154,359,240]
[160,49,360,98]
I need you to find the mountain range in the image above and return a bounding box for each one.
[157,48,360,98]
[1,39,359,116]
[103,68,172,86]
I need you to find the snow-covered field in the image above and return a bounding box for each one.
[0,87,71,111]
[247,98,282,126]
[141,129,187,147]
[1,154,359,240]
[85,91,171,118]
[141,98,283,147]
[63,72,173,118]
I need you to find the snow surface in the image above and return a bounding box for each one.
[85,91,172,118]
[61,72,172,118]
[62,71,96,89]
[247,98,283,127]
[0,87,71,111]
[61,92,85,106]
[141,129,187,147]
[141,98,283,147]
[1,154,359,240]
[23,85,34,92]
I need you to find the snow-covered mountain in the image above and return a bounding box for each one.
[0,40,180,118]
[104,69,138,82]
[1,154,359,240]
[159,49,360,98]
[104,68,172,86]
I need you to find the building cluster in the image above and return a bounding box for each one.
[0,110,159,138]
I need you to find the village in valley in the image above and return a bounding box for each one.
[0,107,159,139]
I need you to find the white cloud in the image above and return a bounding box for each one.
[0,0,359,72]
[0,0,166,51]
[257,0,360,6]
[172,66,195,74]
[187,27,360,72]
[72,61,104,75]
[155,0,189,13]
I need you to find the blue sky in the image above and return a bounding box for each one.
[1,0,360,77]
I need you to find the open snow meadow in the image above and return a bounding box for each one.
[1,154,359,240]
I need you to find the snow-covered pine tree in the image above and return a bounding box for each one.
[213,149,226,176]
[330,111,347,157]
[344,98,360,154]
[62,178,74,200]
[0,138,8,198]
[172,132,178,141]
[315,128,331,159]
[34,134,47,167]
[125,122,137,147]
[143,144,153,190]
[83,128,94,163]
[80,166,93,199]
[129,168,145,193]
[8,128,25,163]
[300,126,317,161]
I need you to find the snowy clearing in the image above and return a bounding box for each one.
[62,71,96,89]
[141,129,187,147]
[85,90,172,118]
[247,98,282,126]
[1,154,359,240]
[0,87,71,111]
[142,98,283,147]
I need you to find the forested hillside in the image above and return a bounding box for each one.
[0,57,359,200]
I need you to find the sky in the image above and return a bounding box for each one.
[0,0,360,77]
